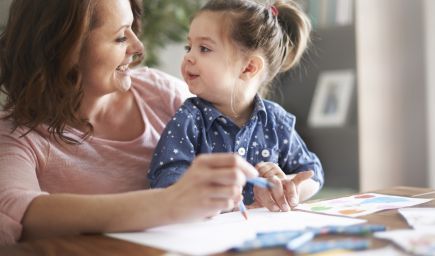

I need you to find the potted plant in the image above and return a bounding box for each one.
[140,0,203,67]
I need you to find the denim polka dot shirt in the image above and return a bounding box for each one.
[148,96,324,204]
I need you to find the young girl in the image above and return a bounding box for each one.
[149,0,324,212]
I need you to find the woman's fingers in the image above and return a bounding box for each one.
[194,153,258,179]
[172,153,261,219]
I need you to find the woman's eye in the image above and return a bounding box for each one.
[184,45,191,52]
[116,36,128,43]
[200,46,211,53]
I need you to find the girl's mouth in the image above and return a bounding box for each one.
[187,72,199,80]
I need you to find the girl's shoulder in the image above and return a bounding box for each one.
[262,99,296,121]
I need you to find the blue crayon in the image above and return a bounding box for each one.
[292,238,370,254]
[286,231,315,251]
[231,230,304,252]
[310,224,386,236]
[247,177,274,189]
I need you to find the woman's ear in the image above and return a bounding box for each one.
[240,55,264,81]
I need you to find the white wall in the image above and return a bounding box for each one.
[426,0,435,188]
[0,0,12,26]
[357,0,428,190]
[0,0,12,107]
[157,43,185,79]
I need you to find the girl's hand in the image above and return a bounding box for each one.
[252,162,313,211]
[166,153,258,221]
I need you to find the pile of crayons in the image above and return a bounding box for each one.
[231,224,386,254]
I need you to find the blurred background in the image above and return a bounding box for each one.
[1,0,434,197]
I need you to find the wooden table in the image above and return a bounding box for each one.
[1,186,434,256]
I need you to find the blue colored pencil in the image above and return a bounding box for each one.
[238,177,274,220]
[239,200,248,220]
[247,177,274,189]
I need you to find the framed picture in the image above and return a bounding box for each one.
[308,70,355,128]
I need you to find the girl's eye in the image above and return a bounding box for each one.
[200,46,211,53]
[184,45,191,52]
[116,36,128,43]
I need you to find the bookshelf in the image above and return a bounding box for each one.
[298,0,354,29]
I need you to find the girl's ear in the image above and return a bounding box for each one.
[240,55,264,81]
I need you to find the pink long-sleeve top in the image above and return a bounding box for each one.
[0,67,190,244]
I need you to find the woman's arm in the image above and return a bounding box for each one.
[21,189,171,240]
[21,154,258,241]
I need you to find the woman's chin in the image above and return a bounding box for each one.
[114,76,132,92]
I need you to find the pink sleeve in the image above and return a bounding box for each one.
[0,120,47,244]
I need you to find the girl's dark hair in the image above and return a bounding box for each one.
[0,0,142,144]
[199,0,311,97]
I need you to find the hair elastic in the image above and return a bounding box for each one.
[270,5,279,17]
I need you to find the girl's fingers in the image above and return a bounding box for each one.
[282,179,299,208]
[253,186,280,212]
[292,170,314,186]
[268,176,290,211]
[256,162,286,179]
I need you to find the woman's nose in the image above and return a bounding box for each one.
[128,34,144,56]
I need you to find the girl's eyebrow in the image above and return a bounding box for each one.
[187,36,217,46]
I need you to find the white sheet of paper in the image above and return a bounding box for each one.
[398,208,435,230]
[340,246,410,256]
[107,208,366,255]
[375,229,435,256]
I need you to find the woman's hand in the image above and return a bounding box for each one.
[165,153,258,221]
[250,162,313,212]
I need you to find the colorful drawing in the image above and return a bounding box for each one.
[354,194,375,199]
[296,193,432,217]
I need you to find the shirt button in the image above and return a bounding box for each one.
[261,149,270,158]
[237,147,246,156]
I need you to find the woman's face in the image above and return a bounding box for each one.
[78,0,143,95]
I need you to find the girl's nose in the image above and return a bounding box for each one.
[184,51,195,64]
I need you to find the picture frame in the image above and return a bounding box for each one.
[308,69,355,128]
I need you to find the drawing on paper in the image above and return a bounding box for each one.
[296,193,432,217]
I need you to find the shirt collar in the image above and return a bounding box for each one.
[195,95,268,130]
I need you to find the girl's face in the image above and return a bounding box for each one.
[78,0,143,95]
[181,12,245,105]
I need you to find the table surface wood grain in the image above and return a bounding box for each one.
[1,186,434,256]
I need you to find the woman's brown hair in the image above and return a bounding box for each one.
[0,0,143,144]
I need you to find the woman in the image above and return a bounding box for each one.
[0,0,258,244]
